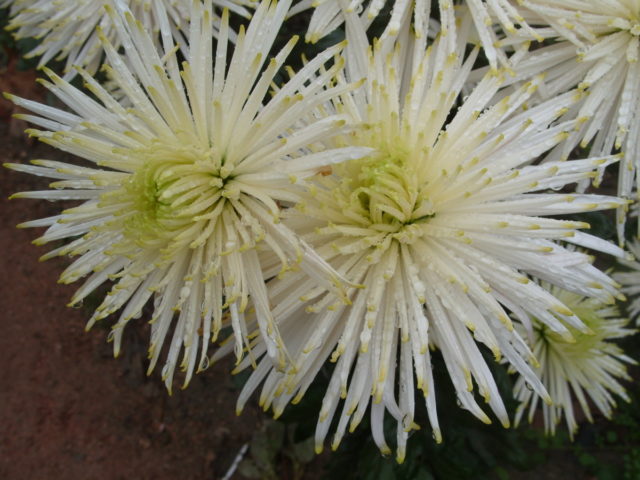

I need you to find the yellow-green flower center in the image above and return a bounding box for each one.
[535,291,613,356]
[307,120,438,258]
[609,6,640,36]
[335,123,436,227]
[114,142,236,250]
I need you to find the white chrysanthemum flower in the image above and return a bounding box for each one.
[218,14,627,462]
[290,0,537,69]
[614,240,640,323]
[1,0,255,78]
[5,0,366,392]
[288,0,434,43]
[498,0,640,239]
[514,284,635,438]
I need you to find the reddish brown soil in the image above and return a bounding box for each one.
[0,120,266,479]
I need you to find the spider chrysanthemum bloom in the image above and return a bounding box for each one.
[289,0,434,43]
[514,284,635,438]
[290,0,537,69]
[500,0,640,238]
[5,0,366,391]
[614,240,640,323]
[1,0,255,78]
[222,15,628,461]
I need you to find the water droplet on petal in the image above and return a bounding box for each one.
[199,356,210,371]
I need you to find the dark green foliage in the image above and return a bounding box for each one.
[563,333,640,480]
[0,7,11,66]
[1,6,45,71]
[237,421,317,480]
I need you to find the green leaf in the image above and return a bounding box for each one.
[238,459,263,479]
[367,460,395,480]
[413,468,435,480]
[494,466,509,480]
[250,422,284,471]
[290,437,315,464]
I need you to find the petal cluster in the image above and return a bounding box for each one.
[6,0,364,392]
[295,0,538,69]
[615,240,640,324]
[223,16,627,460]
[1,0,254,77]
[495,0,640,238]
[3,0,637,463]
[514,283,636,437]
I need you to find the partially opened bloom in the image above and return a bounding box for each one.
[498,0,640,239]
[1,0,255,78]
[222,13,627,461]
[514,284,635,437]
[5,0,365,391]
